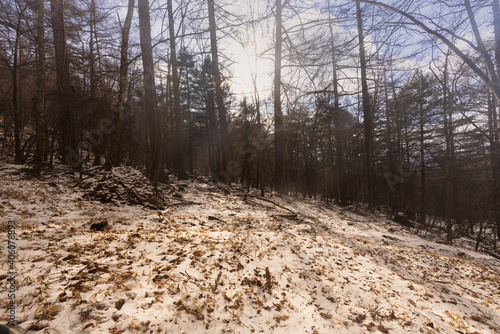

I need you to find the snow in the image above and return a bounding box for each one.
[0,163,499,333]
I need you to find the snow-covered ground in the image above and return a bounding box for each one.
[1,163,499,333]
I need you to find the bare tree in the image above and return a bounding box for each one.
[328,0,347,205]
[493,0,500,240]
[356,1,375,209]
[50,0,77,166]
[207,0,230,183]
[138,0,162,185]
[106,0,135,170]
[274,0,285,192]
[168,0,187,180]
[33,0,46,174]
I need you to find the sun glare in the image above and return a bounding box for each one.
[227,38,274,99]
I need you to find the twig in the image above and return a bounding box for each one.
[213,271,222,292]
[265,267,272,290]
[272,214,298,220]
[208,216,226,223]
[181,270,193,279]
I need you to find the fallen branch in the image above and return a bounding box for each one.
[213,271,222,292]
[265,267,272,290]
[244,195,296,214]
[273,214,298,220]
[175,200,202,206]
[208,216,226,223]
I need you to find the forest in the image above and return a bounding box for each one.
[1,0,500,248]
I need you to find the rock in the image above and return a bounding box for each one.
[90,220,108,231]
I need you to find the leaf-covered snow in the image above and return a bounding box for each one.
[1,164,499,333]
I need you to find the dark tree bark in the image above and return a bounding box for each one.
[274,0,285,192]
[442,52,453,243]
[418,77,426,225]
[207,0,230,183]
[168,0,187,180]
[206,74,218,175]
[493,0,500,240]
[255,93,265,196]
[33,0,46,174]
[328,0,347,205]
[50,0,78,166]
[106,0,134,170]
[89,0,102,166]
[12,8,21,164]
[138,0,162,185]
[356,2,375,209]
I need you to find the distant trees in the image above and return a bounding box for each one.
[1,0,500,245]
[353,0,500,241]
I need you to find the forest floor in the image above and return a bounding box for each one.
[0,163,499,334]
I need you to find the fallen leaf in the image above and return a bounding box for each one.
[193,250,203,257]
[320,312,332,319]
[253,300,263,307]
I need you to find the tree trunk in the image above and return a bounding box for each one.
[186,72,194,175]
[13,13,21,164]
[256,97,265,196]
[356,2,375,209]
[328,0,346,205]
[207,84,218,175]
[207,0,230,183]
[168,0,187,180]
[50,0,77,166]
[33,0,46,175]
[89,0,102,166]
[419,79,426,225]
[106,0,134,170]
[441,52,454,243]
[138,0,162,185]
[492,0,500,241]
[274,0,285,192]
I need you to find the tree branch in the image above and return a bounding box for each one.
[352,0,500,100]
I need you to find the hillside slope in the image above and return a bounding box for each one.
[0,164,499,334]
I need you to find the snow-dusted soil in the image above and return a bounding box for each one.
[1,164,499,334]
